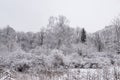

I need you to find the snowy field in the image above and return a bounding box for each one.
[0,67,120,80]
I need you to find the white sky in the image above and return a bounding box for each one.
[0,0,120,33]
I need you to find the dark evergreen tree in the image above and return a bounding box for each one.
[81,28,86,43]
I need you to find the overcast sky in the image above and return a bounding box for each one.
[0,0,120,33]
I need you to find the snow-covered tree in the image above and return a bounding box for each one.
[81,28,86,43]
[0,25,17,52]
[94,33,104,52]
[112,17,120,54]
[74,27,82,43]
[45,15,73,49]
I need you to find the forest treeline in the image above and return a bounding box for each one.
[0,15,120,73]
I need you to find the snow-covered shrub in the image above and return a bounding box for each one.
[84,56,111,68]
[9,49,33,61]
[5,49,33,71]
[59,44,75,55]
[15,62,30,73]
[0,44,8,52]
[72,43,97,57]
[46,49,66,69]
[29,46,51,56]
[31,54,49,71]
[0,56,9,68]
[68,52,85,68]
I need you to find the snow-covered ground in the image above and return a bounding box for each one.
[0,67,119,80]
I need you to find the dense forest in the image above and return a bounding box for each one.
[0,15,120,74]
